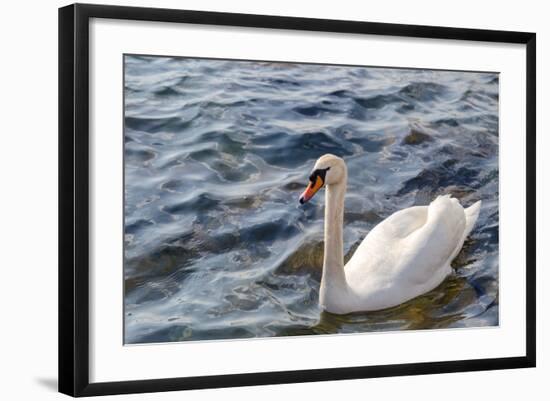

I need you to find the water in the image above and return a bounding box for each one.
[123,55,499,344]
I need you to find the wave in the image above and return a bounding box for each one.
[123,55,500,343]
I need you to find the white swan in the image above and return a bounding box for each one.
[299,154,481,314]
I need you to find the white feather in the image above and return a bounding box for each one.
[310,155,481,314]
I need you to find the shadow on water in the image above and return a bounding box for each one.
[297,275,474,336]
[123,56,499,344]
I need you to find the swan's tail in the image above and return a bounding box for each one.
[464,200,482,240]
[449,200,481,264]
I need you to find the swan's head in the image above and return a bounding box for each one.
[299,154,347,204]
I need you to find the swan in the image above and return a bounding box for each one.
[298,154,481,314]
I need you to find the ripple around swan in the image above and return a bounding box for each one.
[124,55,499,344]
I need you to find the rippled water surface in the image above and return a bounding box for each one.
[124,55,499,344]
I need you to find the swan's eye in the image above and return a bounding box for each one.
[317,167,330,182]
[309,167,330,184]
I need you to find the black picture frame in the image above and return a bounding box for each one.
[59,3,536,397]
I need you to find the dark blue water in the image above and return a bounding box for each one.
[124,55,499,344]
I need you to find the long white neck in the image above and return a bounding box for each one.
[319,177,348,308]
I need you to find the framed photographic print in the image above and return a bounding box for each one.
[58,3,536,397]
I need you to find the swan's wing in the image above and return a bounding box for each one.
[346,196,467,295]
[344,205,429,281]
[399,195,466,282]
[369,205,429,239]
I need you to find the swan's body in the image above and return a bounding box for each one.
[299,154,481,314]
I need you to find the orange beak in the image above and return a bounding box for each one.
[299,175,324,204]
